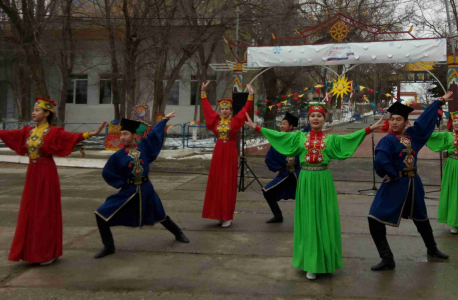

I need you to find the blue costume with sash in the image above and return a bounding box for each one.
[93,118,189,259]
[367,100,448,270]
[262,124,311,223]
[369,101,443,226]
[262,125,311,201]
[96,119,168,227]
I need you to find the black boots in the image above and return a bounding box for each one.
[368,218,395,271]
[264,191,283,223]
[414,220,449,259]
[160,216,190,243]
[94,215,115,259]
[94,215,189,259]
[427,248,449,259]
[371,259,396,271]
[368,218,449,269]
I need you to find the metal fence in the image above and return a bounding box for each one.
[0,116,342,151]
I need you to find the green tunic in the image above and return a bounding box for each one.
[260,128,368,273]
[426,132,458,227]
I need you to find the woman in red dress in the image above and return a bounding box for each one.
[0,98,106,265]
[200,81,254,227]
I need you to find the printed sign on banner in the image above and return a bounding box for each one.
[247,39,447,68]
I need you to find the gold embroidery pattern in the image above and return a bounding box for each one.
[286,157,296,172]
[399,135,415,168]
[304,132,327,164]
[26,126,50,159]
[127,148,144,178]
[216,117,231,140]
[126,147,145,228]
[453,132,458,155]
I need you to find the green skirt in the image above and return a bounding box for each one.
[438,157,458,227]
[293,168,343,273]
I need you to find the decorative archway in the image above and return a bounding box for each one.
[222,13,450,102]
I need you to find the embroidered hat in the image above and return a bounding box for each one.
[218,98,233,108]
[387,101,413,121]
[282,112,299,127]
[451,111,458,120]
[120,118,141,134]
[307,103,327,116]
[35,98,56,113]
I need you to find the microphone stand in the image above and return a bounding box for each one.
[425,117,443,198]
[358,124,378,195]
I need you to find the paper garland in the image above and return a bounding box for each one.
[253,79,394,115]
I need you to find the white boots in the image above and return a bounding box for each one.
[306,272,316,280]
[39,258,57,266]
[451,226,458,234]
[222,220,232,228]
[217,220,232,227]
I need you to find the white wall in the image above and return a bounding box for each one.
[0,40,231,129]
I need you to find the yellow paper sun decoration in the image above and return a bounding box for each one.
[330,75,353,99]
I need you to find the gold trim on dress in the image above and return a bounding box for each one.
[262,173,292,192]
[95,186,140,222]
[301,165,328,171]
[216,116,231,140]
[368,177,413,227]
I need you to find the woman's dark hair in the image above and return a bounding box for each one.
[46,111,54,124]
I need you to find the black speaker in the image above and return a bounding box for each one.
[232,92,254,119]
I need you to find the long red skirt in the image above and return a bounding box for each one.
[9,156,63,262]
[202,139,239,221]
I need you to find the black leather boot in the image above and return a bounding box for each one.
[414,219,449,259]
[94,215,115,259]
[160,216,190,243]
[371,259,396,271]
[263,190,283,223]
[368,218,395,271]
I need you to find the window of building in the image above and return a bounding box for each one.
[166,80,179,105]
[99,76,122,104]
[190,75,217,105]
[66,74,88,104]
[99,79,112,104]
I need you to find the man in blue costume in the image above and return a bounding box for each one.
[94,111,189,259]
[262,112,310,223]
[368,92,453,271]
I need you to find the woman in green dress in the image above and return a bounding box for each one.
[426,111,458,234]
[245,104,384,280]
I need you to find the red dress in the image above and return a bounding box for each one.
[201,95,253,221]
[0,125,85,262]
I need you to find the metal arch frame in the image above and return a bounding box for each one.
[412,63,447,94]
[244,66,340,92]
[245,63,447,95]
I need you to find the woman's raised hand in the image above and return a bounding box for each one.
[441,91,454,102]
[369,113,386,131]
[245,112,256,129]
[165,111,176,119]
[89,121,108,138]
[201,81,211,92]
[247,84,254,95]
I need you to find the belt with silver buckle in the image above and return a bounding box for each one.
[399,168,417,178]
[301,165,328,171]
[128,176,149,185]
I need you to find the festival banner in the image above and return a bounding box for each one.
[247,39,446,67]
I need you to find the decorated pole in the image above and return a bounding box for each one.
[447,54,458,114]
[233,62,243,92]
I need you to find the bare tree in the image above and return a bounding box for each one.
[54,0,77,123]
[0,0,58,99]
